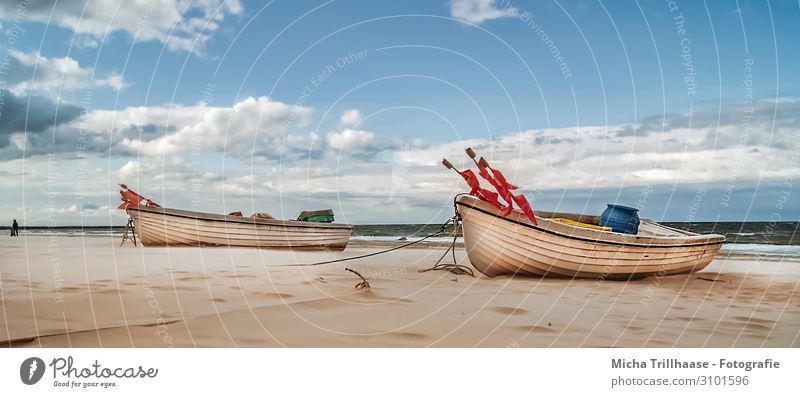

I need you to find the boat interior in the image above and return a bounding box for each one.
[532,210,697,238]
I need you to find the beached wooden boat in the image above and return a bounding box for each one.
[125,205,352,250]
[456,195,725,279]
[118,185,351,250]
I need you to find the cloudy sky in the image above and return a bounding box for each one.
[0,0,797,226]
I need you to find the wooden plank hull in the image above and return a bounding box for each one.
[456,195,724,279]
[127,206,352,250]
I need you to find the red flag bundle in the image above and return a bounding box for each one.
[475,157,537,225]
[118,184,161,209]
[458,169,504,211]
[475,158,515,216]
[442,149,537,226]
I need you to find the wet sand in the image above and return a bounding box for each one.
[1,236,798,347]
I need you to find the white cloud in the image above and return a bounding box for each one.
[87,96,313,157]
[339,109,362,127]
[7,50,127,95]
[3,97,798,224]
[96,73,126,91]
[449,0,514,24]
[0,0,243,54]
[74,35,100,49]
[326,128,375,151]
[114,157,220,186]
[115,160,143,182]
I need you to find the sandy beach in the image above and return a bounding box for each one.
[1,235,798,347]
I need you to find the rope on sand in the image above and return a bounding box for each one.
[417,232,474,277]
[285,218,460,289]
[345,268,371,290]
[417,203,475,277]
[288,218,454,267]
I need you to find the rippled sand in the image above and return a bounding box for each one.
[1,236,798,347]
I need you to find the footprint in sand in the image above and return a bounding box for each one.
[732,316,776,331]
[177,275,208,282]
[388,298,415,304]
[151,285,199,292]
[301,278,329,286]
[230,274,258,279]
[95,289,124,295]
[388,331,429,340]
[237,338,268,346]
[624,324,647,333]
[250,292,294,299]
[490,306,530,316]
[733,315,775,324]
[513,325,556,333]
[141,319,180,327]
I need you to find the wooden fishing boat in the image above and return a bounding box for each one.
[125,206,352,250]
[119,185,351,250]
[455,195,725,279]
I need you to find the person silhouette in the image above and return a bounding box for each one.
[11,219,19,237]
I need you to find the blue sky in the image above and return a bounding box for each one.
[0,0,798,225]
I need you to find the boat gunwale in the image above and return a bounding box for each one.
[456,195,725,248]
[127,206,353,230]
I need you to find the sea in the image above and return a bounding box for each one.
[6,221,799,259]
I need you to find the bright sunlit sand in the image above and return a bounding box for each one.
[2,235,798,348]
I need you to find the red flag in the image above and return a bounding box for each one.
[475,161,538,226]
[489,166,519,191]
[118,187,160,209]
[458,169,504,210]
[476,160,516,216]
[511,193,537,226]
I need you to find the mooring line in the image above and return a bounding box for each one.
[286,218,455,267]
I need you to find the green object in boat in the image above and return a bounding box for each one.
[297,209,335,223]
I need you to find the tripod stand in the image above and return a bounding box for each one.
[120,218,137,246]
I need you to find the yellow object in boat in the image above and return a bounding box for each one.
[551,218,612,232]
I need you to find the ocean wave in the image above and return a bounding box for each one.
[720,244,800,258]
[14,230,800,259]
[352,236,800,258]
[19,230,121,237]
[352,235,463,244]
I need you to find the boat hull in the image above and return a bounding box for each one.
[456,195,724,279]
[126,206,352,250]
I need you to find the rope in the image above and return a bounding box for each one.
[417,232,474,277]
[345,268,371,289]
[282,217,472,289]
[417,201,475,277]
[287,218,454,267]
